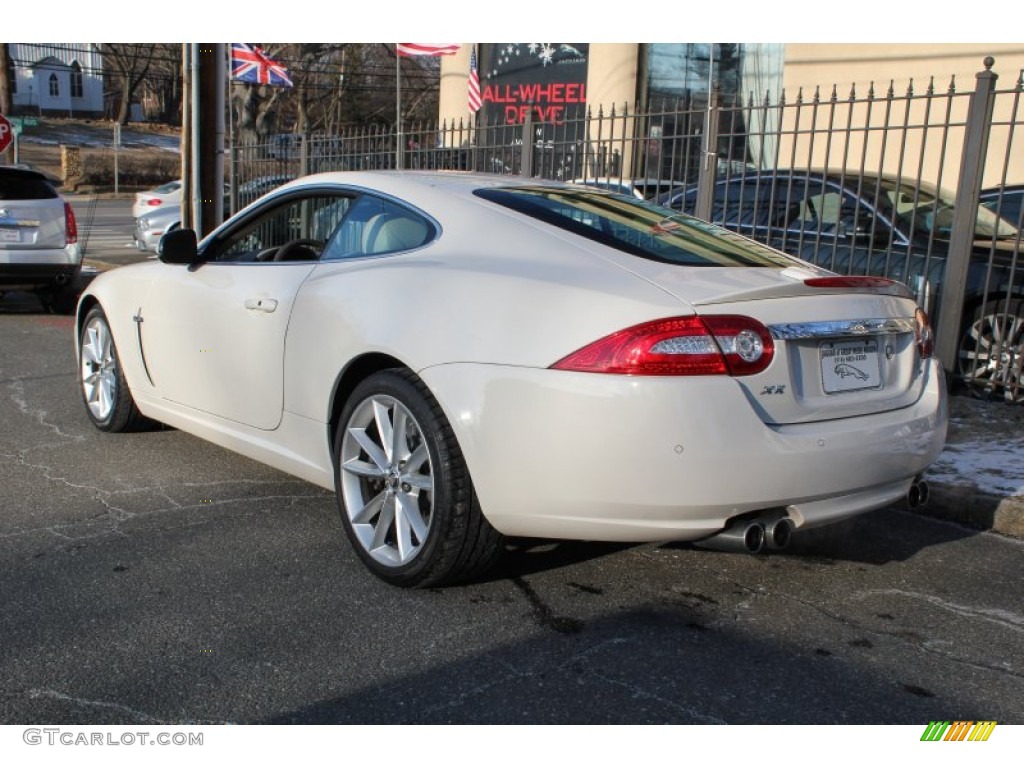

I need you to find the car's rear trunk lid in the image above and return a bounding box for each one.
[0,199,67,250]
[623,263,932,425]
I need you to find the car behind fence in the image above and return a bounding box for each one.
[230,57,1024,403]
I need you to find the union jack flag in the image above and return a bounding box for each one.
[231,43,293,87]
[468,47,482,114]
[396,43,460,57]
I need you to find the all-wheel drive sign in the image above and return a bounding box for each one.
[0,114,12,154]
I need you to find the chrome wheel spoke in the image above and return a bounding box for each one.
[352,489,386,525]
[391,406,410,463]
[397,492,429,544]
[370,496,396,551]
[342,457,386,479]
[348,427,390,473]
[372,399,395,463]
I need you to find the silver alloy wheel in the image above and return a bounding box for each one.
[958,305,1024,404]
[81,315,119,422]
[339,394,434,567]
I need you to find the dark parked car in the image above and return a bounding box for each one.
[0,166,82,313]
[980,184,1024,229]
[659,170,1024,402]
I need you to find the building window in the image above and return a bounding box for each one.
[48,73,59,97]
[71,62,83,98]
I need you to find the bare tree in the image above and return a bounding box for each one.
[100,43,157,124]
[146,43,183,124]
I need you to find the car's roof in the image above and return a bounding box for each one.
[980,184,1024,196]
[0,165,52,182]
[273,170,572,208]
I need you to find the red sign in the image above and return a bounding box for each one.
[0,114,12,155]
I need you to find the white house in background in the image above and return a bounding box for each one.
[7,43,104,117]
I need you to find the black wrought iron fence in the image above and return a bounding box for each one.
[230,58,1024,403]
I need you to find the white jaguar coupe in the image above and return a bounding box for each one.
[75,172,947,586]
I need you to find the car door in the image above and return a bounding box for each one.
[139,189,352,430]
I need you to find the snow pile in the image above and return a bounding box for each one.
[927,436,1024,497]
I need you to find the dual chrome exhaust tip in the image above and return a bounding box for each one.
[695,513,794,555]
[696,476,932,554]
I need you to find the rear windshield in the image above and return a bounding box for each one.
[0,171,58,201]
[475,186,799,268]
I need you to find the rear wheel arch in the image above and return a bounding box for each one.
[327,353,409,456]
[75,294,101,339]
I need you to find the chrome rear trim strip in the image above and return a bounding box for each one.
[768,318,916,340]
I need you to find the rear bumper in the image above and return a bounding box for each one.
[421,358,948,542]
[0,261,82,291]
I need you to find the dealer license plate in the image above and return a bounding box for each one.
[0,227,20,243]
[820,338,882,394]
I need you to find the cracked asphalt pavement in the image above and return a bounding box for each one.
[1,279,1022,726]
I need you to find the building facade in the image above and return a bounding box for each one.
[6,44,104,117]
[440,43,1024,187]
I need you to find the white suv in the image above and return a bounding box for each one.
[0,167,82,313]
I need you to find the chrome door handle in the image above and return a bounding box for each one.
[244,298,278,313]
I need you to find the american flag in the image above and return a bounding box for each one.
[231,43,293,87]
[396,43,460,57]
[468,47,482,114]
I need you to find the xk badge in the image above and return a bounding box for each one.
[760,385,787,395]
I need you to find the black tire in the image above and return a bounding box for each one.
[79,306,155,432]
[957,298,1024,404]
[48,284,81,315]
[333,369,504,587]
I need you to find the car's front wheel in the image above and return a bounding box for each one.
[957,298,1024,404]
[79,306,154,432]
[334,370,503,587]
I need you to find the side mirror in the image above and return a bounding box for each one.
[158,228,200,264]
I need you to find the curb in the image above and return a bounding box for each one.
[909,481,1024,538]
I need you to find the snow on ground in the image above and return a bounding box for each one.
[927,406,1024,497]
[20,126,180,153]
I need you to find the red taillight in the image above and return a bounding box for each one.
[915,308,934,359]
[64,202,78,245]
[147,198,162,207]
[551,315,774,377]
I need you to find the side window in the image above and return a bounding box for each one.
[207,193,352,263]
[713,181,782,230]
[788,187,838,231]
[322,195,434,261]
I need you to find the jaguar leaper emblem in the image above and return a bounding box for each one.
[834,364,869,381]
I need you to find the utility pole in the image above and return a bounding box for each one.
[181,45,192,231]
[0,44,11,114]
[197,43,225,235]
[182,44,226,237]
